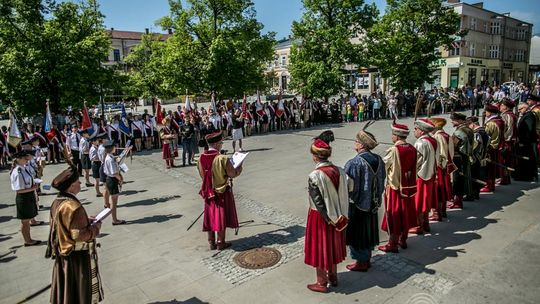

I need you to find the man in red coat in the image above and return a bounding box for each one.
[379,123,417,253]
[410,119,439,234]
[499,98,517,185]
[197,131,242,250]
[428,117,454,220]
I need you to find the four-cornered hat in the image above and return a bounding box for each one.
[484,103,499,113]
[429,117,446,129]
[205,131,223,144]
[391,123,410,137]
[414,118,435,133]
[103,140,115,149]
[450,112,467,122]
[51,166,80,192]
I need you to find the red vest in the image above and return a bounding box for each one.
[396,143,417,197]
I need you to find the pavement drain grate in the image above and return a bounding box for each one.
[233,247,282,269]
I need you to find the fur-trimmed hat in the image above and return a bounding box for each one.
[450,112,467,122]
[51,166,80,193]
[310,138,332,159]
[356,130,378,150]
[466,116,479,124]
[205,131,223,144]
[391,123,410,137]
[414,118,435,133]
[429,117,446,129]
[484,103,499,114]
[501,98,515,109]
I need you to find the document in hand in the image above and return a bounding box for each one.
[92,208,112,225]
[230,152,249,169]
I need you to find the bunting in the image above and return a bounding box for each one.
[155,99,164,126]
[81,102,92,131]
[184,94,192,113]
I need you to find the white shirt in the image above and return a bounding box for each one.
[66,132,80,151]
[97,144,106,162]
[131,120,146,137]
[89,144,99,162]
[209,115,222,130]
[11,165,34,191]
[103,154,119,177]
[79,137,89,154]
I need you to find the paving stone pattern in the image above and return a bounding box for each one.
[139,156,461,291]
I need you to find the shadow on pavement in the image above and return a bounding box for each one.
[0,203,15,210]
[0,215,14,223]
[123,189,149,196]
[147,297,208,304]
[120,195,182,208]
[126,214,183,225]
[332,180,538,295]
[230,225,304,252]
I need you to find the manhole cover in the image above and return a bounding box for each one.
[233,247,282,269]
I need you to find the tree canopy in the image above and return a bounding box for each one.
[0,0,113,115]
[289,0,378,99]
[367,0,462,91]
[149,0,276,99]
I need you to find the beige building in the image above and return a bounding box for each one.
[265,38,293,95]
[436,1,533,88]
[103,28,170,71]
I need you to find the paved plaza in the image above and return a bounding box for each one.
[1,114,540,304]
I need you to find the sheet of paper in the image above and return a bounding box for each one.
[230,152,249,169]
[34,178,43,184]
[120,163,129,173]
[92,208,111,225]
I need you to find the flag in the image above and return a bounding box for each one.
[184,94,192,113]
[275,90,285,118]
[81,103,92,130]
[119,103,132,136]
[44,101,53,132]
[155,99,164,126]
[7,108,22,148]
[210,91,217,113]
[242,94,247,112]
[256,90,265,117]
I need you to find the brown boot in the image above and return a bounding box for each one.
[307,267,328,293]
[328,264,338,287]
[217,230,232,250]
[208,232,216,250]
[346,261,369,272]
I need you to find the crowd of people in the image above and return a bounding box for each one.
[299,92,539,292]
[3,81,540,301]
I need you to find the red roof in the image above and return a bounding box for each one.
[107,30,170,41]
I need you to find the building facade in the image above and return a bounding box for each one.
[103,28,170,71]
[265,38,293,95]
[436,1,533,88]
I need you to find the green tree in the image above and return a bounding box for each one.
[0,0,111,115]
[368,0,462,91]
[124,33,173,99]
[157,0,275,98]
[289,0,378,99]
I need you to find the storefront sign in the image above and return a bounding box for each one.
[468,59,485,67]
[431,59,447,67]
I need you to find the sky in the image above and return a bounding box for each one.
[95,0,538,38]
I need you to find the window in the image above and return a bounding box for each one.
[449,46,460,56]
[281,75,287,90]
[280,55,287,67]
[113,49,121,62]
[470,18,477,30]
[517,29,526,40]
[491,22,500,35]
[469,43,476,57]
[515,49,525,62]
[483,21,488,33]
[357,74,369,90]
[489,45,499,59]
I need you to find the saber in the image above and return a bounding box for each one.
[458,172,487,186]
[16,284,51,304]
[484,158,515,172]
[187,210,204,231]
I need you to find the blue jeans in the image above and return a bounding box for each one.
[182,138,193,165]
[349,246,371,262]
